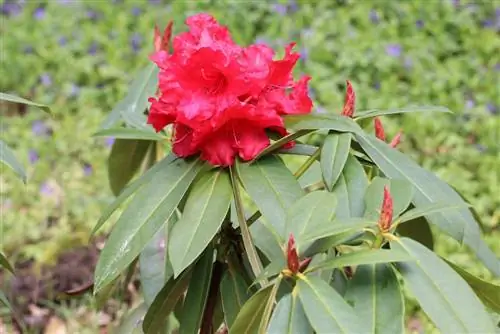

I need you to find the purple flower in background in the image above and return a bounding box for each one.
[416,19,424,28]
[40,73,52,87]
[474,144,487,153]
[385,44,402,57]
[88,42,98,55]
[23,45,34,54]
[28,150,39,164]
[32,120,50,136]
[404,56,413,69]
[369,9,379,24]
[130,33,142,53]
[300,47,309,62]
[482,19,494,28]
[288,0,298,13]
[308,86,316,99]
[86,9,100,21]
[271,3,287,15]
[149,0,162,4]
[58,36,67,46]
[465,99,475,109]
[131,7,141,16]
[105,137,115,148]
[1,2,23,17]
[40,182,55,196]
[373,81,381,90]
[486,103,498,115]
[33,6,45,20]
[495,63,500,71]
[315,106,327,114]
[83,163,93,176]
[69,83,80,98]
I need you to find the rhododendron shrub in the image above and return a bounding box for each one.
[92,14,500,334]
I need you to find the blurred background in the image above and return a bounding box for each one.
[0,0,499,332]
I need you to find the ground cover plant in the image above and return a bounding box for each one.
[1,0,499,333]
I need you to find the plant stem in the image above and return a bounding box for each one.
[293,147,321,179]
[200,261,224,334]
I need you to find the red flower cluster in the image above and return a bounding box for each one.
[148,14,313,166]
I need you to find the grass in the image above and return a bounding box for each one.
[1,0,499,332]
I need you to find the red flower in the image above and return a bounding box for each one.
[287,233,299,274]
[378,186,393,232]
[341,80,355,118]
[148,14,313,166]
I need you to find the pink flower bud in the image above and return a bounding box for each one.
[341,80,355,118]
[378,186,393,232]
[154,21,173,52]
[287,233,299,274]
[390,131,402,148]
[374,117,386,141]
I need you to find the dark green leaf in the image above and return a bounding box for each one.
[297,275,366,333]
[0,139,26,183]
[267,293,312,334]
[179,245,214,334]
[0,290,12,310]
[169,170,231,277]
[278,144,318,157]
[238,156,305,236]
[321,132,351,191]
[364,177,414,220]
[444,259,500,313]
[143,268,192,334]
[297,160,321,188]
[331,155,369,219]
[397,202,471,225]
[397,216,434,250]
[230,284,274,334]
[392,237,496,333]
[221,268,251,329]
[300,218,377,245]
[250,220,284,261]
[354,105,451,120]
[306,249,412,273]
[284,114,362,134]
[94,127,165,141]
[94,158,202,293]
[114,303,147,334]
[355,133,500,276]
[0,252,14,274]
[331,268,349,296]
[254,130,313,160]
[91,154,177,237]
[258,278,281,333]
[108,139,151,196]
[0,92,51,113]
[344,264,404,334]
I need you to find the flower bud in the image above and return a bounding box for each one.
[390,131,402,148]
[341,80,355,118]
[378,186,393,232]
[154,21,173,52]
[287,233,299,274]
[374,117,386,141]
[298,257,312,273]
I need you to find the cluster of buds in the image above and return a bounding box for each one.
[341,80,356,118]
[374,117,402,148]
[378,186,394,233]
[286,234,312,275]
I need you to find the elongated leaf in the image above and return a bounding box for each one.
[0,252,14,274]
[300,218,377,245]
[392,238,496,333]
[91,154,177,237]
[108,139,151,196]
[298,160,321,188]
[331,155,369,219]
[221,269,251,329]
[397,202,470,225]
[306,249,412,273]
[0,140,26,183]
[364,177,414,220]
[0,92,51,113]
[344,264,404,334]
[179,245,214,334]
[285,191,336,249]
[354,105,451,120]
[0,290,11,310]
[254,130,313,160]
[297,275,366,333]
[284,114,362,134]
[444,259,500,313]
[250,220,284,261]
[169,170,231,277]
[94,158,202,293]
[251,259,286,288]
[230,285,274,334]
[356,133,500,276]
[267,292,312,334]
[279,144,318,156]
[258,278,281,333]
[321,132,351,191]
[397,216,434,250]
[94,127,165,141]
[238,156,305,235]
[143,268,192,334]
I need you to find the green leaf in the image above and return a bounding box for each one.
[0,290,12,310]
[297,275,366,333]
[251,258,287,288]
[285,191,337,249]
[254,130,313,160]
[114,303,148,334]
[108,139,151,196]
[279,144,318,157]
[0,252,14,274]
[364,177,414,220]
[93,127,165,141]
[444,259,500,313]
[220,269,251,329]
[94,158,202,293]
[178,245,214,334]
[169,170,232,277]
[250,220,284,261]
[331,155,369,219]
[238,156,305,236]
[344,264,405,334]
[354,105,451,120]
[397,202,471,225]
[300,218,377,245]
[0,92,51,113]
[397,216,434,250]
[91,154,177,237]
[355,133,500,276]
[258,278,281,334]
[284,114,362,134]
[306,249,412,273]
[321,132,351,191]
[143,268,192,334]
[267,292,312,334]
[392,237,496,333]
[230,284,274,334]
[0,140,26,183]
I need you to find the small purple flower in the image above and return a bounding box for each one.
[88,42,98,55]
[482,19,494,28]
[86,9,100,21]
[404,56,413,69]
[369,9,379,24]
[130,33,142,53]
[271,3,287,15]
[386,44,402,57]
[373,81,381,91]
[465,99,475,109]
[40,182,55,196]
[105,137,115,148]
[32,120,50,136]
[1,2,23,17]
[300,47,309,62]
[58,36,67,46]
[315,106,327,114]
[131,7,141,16]
[83,163,93,176]
[23,45,34,54]
[416,19,424,28]
[149,0,162,4]
[486,103,498,115]
[40,73,52,87]
[69,83,80,98]
[288,0,298,13]
[495,63,500,71]
[33,6,45,20]
[28,150,39,164]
